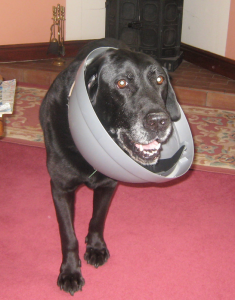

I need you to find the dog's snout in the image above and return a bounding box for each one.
[144,112,170,131]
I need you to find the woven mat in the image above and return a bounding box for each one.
[1,85,235,175]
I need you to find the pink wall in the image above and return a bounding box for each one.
[1,0,66,45]
[1,0,235,61]
[226,0,235,60]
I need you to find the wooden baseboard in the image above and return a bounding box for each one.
[1,40,235,80]
[181,43,235,80]
[0,40,92,62]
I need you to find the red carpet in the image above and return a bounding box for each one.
[1,142,235,300]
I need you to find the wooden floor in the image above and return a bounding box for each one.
[170,61,235,110]
[0,58,235,110]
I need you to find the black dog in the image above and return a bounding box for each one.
[40,38,180,295]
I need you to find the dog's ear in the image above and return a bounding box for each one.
[85,62,100,105]
[85,49,117,105]
[85,51,108,105]
[86,73,98,105]
[163,67,181,122]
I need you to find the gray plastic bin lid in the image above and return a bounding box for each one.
[68,47,194,183]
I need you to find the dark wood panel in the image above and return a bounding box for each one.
[181,43,235,80]
[0,40,92,62]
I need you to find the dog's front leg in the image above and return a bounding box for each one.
[51,180,84,295]
[84,181,117,268]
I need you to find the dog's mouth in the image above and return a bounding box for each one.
[119,132,162,165]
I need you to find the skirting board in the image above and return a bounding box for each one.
[0,41,235,80]
[181,43,235,80]
[0,40,91,62]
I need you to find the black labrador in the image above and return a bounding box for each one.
[39,38,180,295]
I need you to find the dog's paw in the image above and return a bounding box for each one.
[57,271,85,296]
[84,247,110,268]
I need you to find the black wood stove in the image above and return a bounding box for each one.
[105,0,184,71]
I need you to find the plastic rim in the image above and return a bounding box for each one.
[68,47,194,183]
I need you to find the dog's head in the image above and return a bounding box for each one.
[85,48,180,166]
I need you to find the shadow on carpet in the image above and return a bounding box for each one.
[1,84,235,175]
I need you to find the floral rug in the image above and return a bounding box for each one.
[183,106,235,174]
[1,85,235,175]
[2,85,46,147]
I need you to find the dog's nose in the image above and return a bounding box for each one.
[144,112,170,131]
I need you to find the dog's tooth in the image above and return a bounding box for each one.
[140,144,143,151]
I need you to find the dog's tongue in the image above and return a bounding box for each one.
[135,140,160,151]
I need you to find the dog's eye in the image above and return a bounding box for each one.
[157,76,164,85]
[117,79,128,89]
